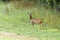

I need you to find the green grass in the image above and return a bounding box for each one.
[0,3,60,40]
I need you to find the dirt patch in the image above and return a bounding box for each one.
[0,31,39,40]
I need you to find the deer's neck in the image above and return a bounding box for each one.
[30,14,33,20]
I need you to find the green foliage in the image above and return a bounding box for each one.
[0,1,60,40]
[1,0,60,10]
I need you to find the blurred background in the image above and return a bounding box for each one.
[0,0,60,40]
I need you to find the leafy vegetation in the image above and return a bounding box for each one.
[0,0,60,40]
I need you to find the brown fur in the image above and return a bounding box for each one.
[29,13,42,26]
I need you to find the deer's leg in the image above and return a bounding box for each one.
[32,22,34,26]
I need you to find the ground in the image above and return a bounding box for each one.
[0,2,60,40]
[0,31,39,40]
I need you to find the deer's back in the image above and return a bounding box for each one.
[30,18,42,24]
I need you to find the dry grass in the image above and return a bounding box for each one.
[0,31,39,40]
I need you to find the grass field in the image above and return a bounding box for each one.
[0,2,60,40]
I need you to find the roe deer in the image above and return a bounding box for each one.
[28,12,42,28]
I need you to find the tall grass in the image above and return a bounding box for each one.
[0,1,60,40]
